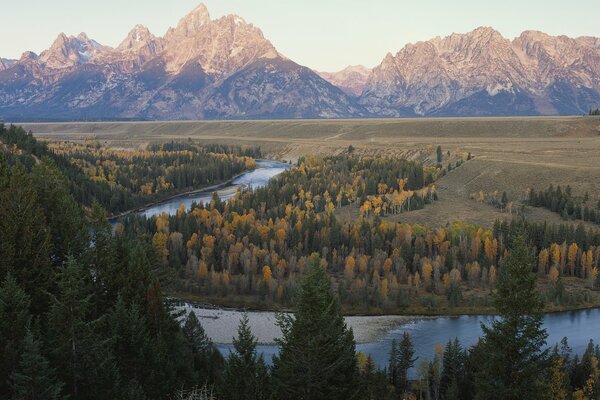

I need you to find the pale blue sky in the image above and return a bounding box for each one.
[2,1,598,71]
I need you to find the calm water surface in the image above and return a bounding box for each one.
[138,160,290,218]
[217,308,600,374]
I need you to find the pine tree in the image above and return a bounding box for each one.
[271,256,359,399]
[10,329,64,400]
[474,234,549,399]
[222,313,270,400]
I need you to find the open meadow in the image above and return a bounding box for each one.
[22,116,600,229]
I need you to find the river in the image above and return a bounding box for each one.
[177,305,600,375]
[137,160,598,372]
[136,160,290,219]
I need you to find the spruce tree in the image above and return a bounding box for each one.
[474,234,549,399]
[222,313,270,400]
[10,329,64,400]
[271,256,359,399]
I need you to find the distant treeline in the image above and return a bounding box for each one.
[0,124,259,214]
[528,184,600,224]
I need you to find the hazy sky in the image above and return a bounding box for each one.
[2,0,599,71]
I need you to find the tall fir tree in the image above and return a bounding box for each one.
[183,311,224,387]
[271,256,359,400]
[221,313,270,400]
[0,274,32,395]
[396,332,417,397]
[0,164,53,314]
[10,328,64,400]
[474,234,549,399]
[31,158,88,265]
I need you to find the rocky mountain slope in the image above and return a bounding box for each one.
[0,4,362,120]
[1,6,599,119]
[318,65,371,97]
[360,27,600,116]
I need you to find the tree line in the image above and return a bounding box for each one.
[0,124,257,214]
[117,167,600,312]
[528,184,600,225]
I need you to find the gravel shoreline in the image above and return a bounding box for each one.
[176,305,419,344]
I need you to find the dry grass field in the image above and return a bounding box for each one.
[21,116,600,229]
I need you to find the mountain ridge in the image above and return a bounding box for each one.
[1,5,599,120]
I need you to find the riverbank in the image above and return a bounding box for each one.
[109,159,289,220]
[108,171,249,220]
[169,290,600,318]
[175,302,419,344]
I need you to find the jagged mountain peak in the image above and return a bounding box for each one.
[39,31,107,68]
[162,4,279,76]
[360,28,600,116]
[172,3,211,36]
[117,24,159,51]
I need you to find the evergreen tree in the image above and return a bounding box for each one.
[0,274,32,395]
[0,164,53,314]
[221,313,270,400]
[48,257,113,399]
[10,329,64,400]
[440,338,468,400]
[387,339,399,389]
[271,256,359,399]
[110,296,152,397]
[396,332,417,396]
[474,234,549,399]
[183,311,224,387]
[31,158,88,264]
[359,354,392,400]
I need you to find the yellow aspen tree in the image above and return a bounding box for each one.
[414,271,421,289]
[152,232,169,266]
[358,256,368,275]
[344,256,356,282]
[538,248,550,275]
[422,263,433,288]
[551,243,561,266]
[568,243,579,276]
[262,265,273,285]
[383,258,392,276]
[198,261,209,280]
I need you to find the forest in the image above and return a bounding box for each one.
[528,184,600,225]
[0,124,258,214]
[115,158,600,312]
[2,124,600,399]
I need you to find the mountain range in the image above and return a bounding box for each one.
[1,4,599,120]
